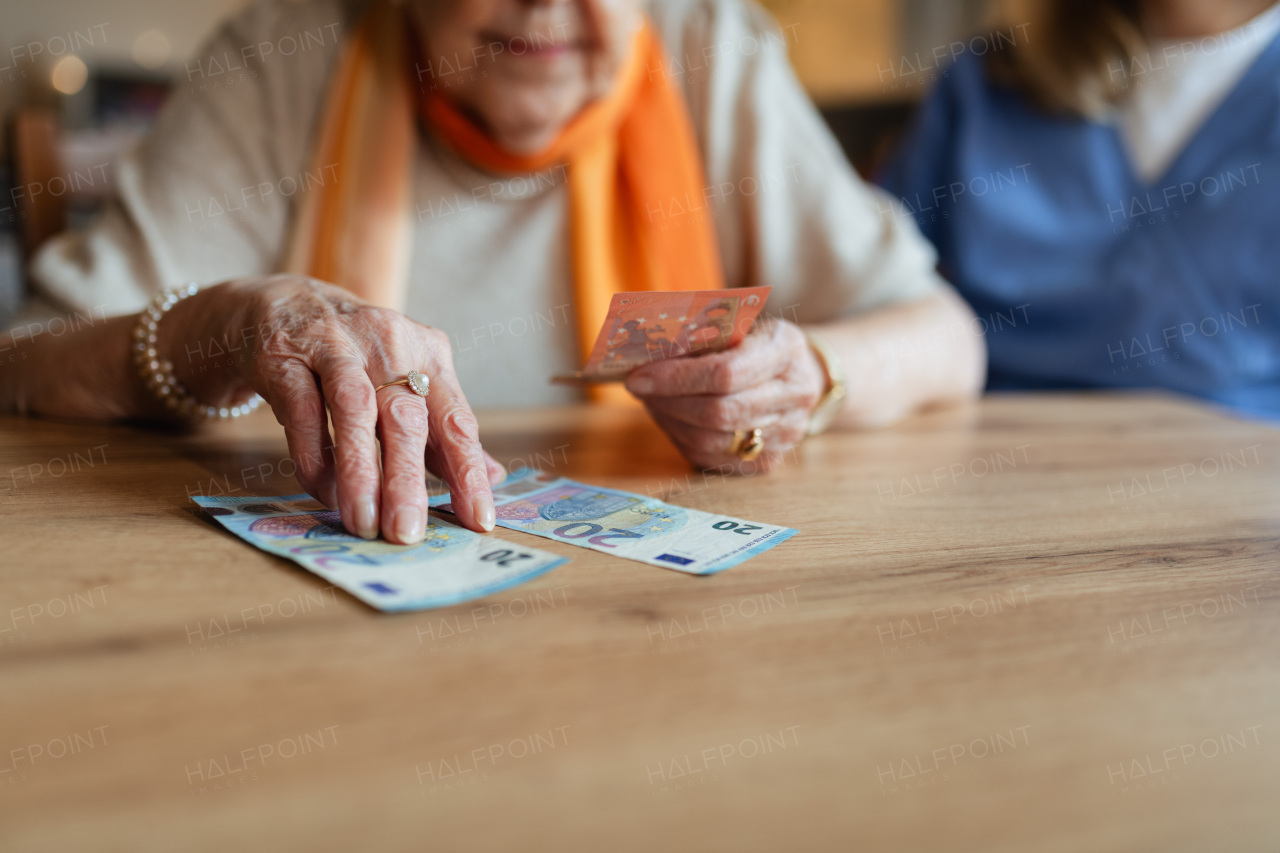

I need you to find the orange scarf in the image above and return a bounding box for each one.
[284,2,723,375]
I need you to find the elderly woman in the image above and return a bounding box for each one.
[880,0,1280,419]
[1,0,984,544]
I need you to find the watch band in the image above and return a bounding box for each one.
[804,331,847,436]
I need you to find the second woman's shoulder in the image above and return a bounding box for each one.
[929,47,1066,123]
[925,50,1001,108]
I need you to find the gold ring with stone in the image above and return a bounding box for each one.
[375,370,430,397]
[730,427,765,461]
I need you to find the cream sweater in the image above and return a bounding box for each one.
[27,0,946,407]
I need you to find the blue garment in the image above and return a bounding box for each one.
[878,40,1280,420]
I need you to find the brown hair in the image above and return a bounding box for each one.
[985,0,1147,117]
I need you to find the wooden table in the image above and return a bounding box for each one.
[1,393,1278,852]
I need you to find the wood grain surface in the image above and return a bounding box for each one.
[1,392,1277,852]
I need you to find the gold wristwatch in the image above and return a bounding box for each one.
[804,332,847,436]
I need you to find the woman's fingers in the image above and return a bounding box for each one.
[627,319,824,475]
[375,327,496,533]
[375,386,431,544]
[316,357,382,540]
[648,408,807,472]
[484,451,507,486]
[625,322,782,398]
[267,360,337,508]
[641,379,806,433]
[242,283,499,539]
[421,371,495,532]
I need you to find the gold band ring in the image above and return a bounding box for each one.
[729,427,765,462]
[375,370,430,397]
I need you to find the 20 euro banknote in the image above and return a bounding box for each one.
[193,494,567,612]
[429,469,797,575]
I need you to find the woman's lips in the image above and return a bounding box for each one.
[480,30,582,59]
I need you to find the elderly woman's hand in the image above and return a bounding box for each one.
[174,275,500,543]
[623,319,826,472]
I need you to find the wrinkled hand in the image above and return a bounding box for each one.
[624,319,825,472]
[189,276,501,543]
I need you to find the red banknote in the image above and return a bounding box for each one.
[554,287,771,383]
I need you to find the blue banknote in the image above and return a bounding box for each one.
[193,494,567,612]
[429,469,797,575]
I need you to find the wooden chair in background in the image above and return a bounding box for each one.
[10,107,69,261]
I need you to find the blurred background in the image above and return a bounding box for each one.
[0,0,989,322]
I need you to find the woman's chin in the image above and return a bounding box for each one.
[481,94,587,153]
[490,122,563,156]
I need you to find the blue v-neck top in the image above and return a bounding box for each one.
[878,40,1280,420]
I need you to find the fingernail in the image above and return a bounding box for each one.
[488,460,508,487]
[473,495,496,532]
[393,506,425,544]
[355,496,378,540]
[626,374,653,395]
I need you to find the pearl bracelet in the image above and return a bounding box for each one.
[131,283,264,420]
